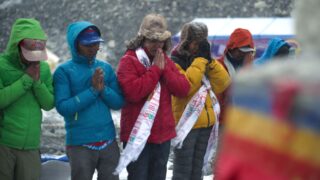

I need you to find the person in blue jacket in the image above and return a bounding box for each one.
[53,21,124,180]
[254,37,291,65]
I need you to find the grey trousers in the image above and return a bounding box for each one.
[0,144,41,180]
[66,141,120,180]
[172,127,212,180]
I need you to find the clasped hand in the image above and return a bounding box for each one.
[92,68,104,92]
[197,40,212,64]
[26,62,40,81]
[153,48,166,70]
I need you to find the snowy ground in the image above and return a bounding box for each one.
[92,163,213,180]
[41,109,213,179]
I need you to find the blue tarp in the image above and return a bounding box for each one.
[41,154,68,163]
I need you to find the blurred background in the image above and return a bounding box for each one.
[0,0,294,69]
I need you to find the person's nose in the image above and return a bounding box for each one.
[89,44,100,52]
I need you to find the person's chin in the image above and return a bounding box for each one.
[151,49,158,54]
[191,50,198,55]
[88,54,97,59]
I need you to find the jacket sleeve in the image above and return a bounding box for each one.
[117,55,161,103]
[0,74,33,109]
[207,60,231,94]
[53,66,99,117]
[32,62,54,111]
[182,57,208,96]
[100,65,124,110]
[161,57,190,97]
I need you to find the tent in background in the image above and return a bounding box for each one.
[172,17,295,58]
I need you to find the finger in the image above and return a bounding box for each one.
[94,68,101,75]
[153,56,159,66]
[94,69,99,75]
[155,50,161,59]
[94,69,101,77]
[97,68,103,74]
[99,75,104,82]
[160,54,165,65]
[160,52,164,60]
[34,63,40,68]
[99,69,104,76]
[157,48,163,57]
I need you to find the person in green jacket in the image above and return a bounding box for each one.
[0,18,54,180]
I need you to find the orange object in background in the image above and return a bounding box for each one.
[215,107,320,180]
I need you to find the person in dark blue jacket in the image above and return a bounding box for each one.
[53,21,124,180]
[254,37,291,65]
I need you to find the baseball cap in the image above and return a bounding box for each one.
[78,27,104,45]
[239,46,255,53]
[19,39,48,61]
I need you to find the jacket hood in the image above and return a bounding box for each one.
[2,18,47,67]
[255,38,289,65]
[224,28,254,55]
[66,21,102,63]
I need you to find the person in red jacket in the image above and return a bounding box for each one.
[116,14,190,180]
[217,28,255,126]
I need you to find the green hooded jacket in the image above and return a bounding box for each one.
[0,18,54,149]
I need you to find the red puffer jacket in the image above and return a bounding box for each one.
[117,49,190,144]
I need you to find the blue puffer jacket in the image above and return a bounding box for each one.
[53,21,124,145]
[255,38,289,65]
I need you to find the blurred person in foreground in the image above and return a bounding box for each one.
[254,37,291,66]
[115,14,190,180]
[53,21,124,180]
[0,18,54,180]
[170,22,230,180]
[215,0,320,179]
[217,28,255,127]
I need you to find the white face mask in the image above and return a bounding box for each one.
[19,39,47,62]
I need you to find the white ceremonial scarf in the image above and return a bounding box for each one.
[202,79,220,175]
[224,55,236,79]
[171,76,220,175]
[114,48,161,175]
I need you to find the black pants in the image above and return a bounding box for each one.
[0,145,41,180]
[67,141,120,180]
[124,140,171,180]
[172,127,211,180]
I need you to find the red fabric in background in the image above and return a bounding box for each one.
[215,133,320,180]
[271,80,301,121]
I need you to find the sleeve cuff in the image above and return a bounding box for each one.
[89,87,100,97]
[194,57,209,64]
[150,65,162,76]
[32,80,43,88]
[208,60,219,69]
[191,57,208,72]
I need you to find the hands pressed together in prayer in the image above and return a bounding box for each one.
[92,68,105,92]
